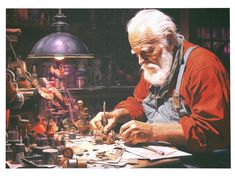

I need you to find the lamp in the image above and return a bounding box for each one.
[27,9,94,60]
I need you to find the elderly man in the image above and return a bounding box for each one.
[90,9,230,152]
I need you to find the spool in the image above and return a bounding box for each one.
[42,148,58,165]
[63,147,74,159]
[67,158,77,168]
[6,143,13,161]
[19,119,30,136]
[67,158,87,168]
[13,143,25,164]
[7,130,19,141]
[77,158,87,168]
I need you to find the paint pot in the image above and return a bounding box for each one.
[42,148,58,165]
[12,143,25,164]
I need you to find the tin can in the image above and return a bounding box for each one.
[6,143,13,161]
[13,143,25,164]
[42,148,58,165]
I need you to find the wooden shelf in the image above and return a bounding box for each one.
[19,86,135,100]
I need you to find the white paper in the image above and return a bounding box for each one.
[124,145,191,161]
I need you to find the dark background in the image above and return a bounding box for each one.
[6,8,230,85]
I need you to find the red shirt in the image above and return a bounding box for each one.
[115,41,230,152]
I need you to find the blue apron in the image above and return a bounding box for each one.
[142,46,198,123]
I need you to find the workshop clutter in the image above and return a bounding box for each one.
[6,89,123,168]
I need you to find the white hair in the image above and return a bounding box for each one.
[127,9,179,47]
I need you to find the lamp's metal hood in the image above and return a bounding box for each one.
[28,32,94,59]
[27,9,94,60]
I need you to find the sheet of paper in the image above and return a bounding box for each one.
[124,145,191,161]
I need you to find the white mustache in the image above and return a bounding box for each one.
[141,49,173,86]
[141,63,160,73]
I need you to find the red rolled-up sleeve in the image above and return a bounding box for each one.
[179,56,230,152]
[114,72,149,121]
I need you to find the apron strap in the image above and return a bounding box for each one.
[175,45,199,94]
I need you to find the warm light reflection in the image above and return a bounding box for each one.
[54,56,65,60]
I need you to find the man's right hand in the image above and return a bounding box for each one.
[89,111,118,134]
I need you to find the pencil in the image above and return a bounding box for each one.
[102,101,107,126]
[143,146,165,155]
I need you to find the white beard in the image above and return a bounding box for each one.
[141,48,173,86]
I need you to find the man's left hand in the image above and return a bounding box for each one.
[119,120,153,145]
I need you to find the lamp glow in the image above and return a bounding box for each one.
[54,56,65,60]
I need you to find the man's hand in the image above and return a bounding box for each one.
[119,120,153,145]
[89,111,117,134]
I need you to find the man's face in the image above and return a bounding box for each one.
[129,32,173,86]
